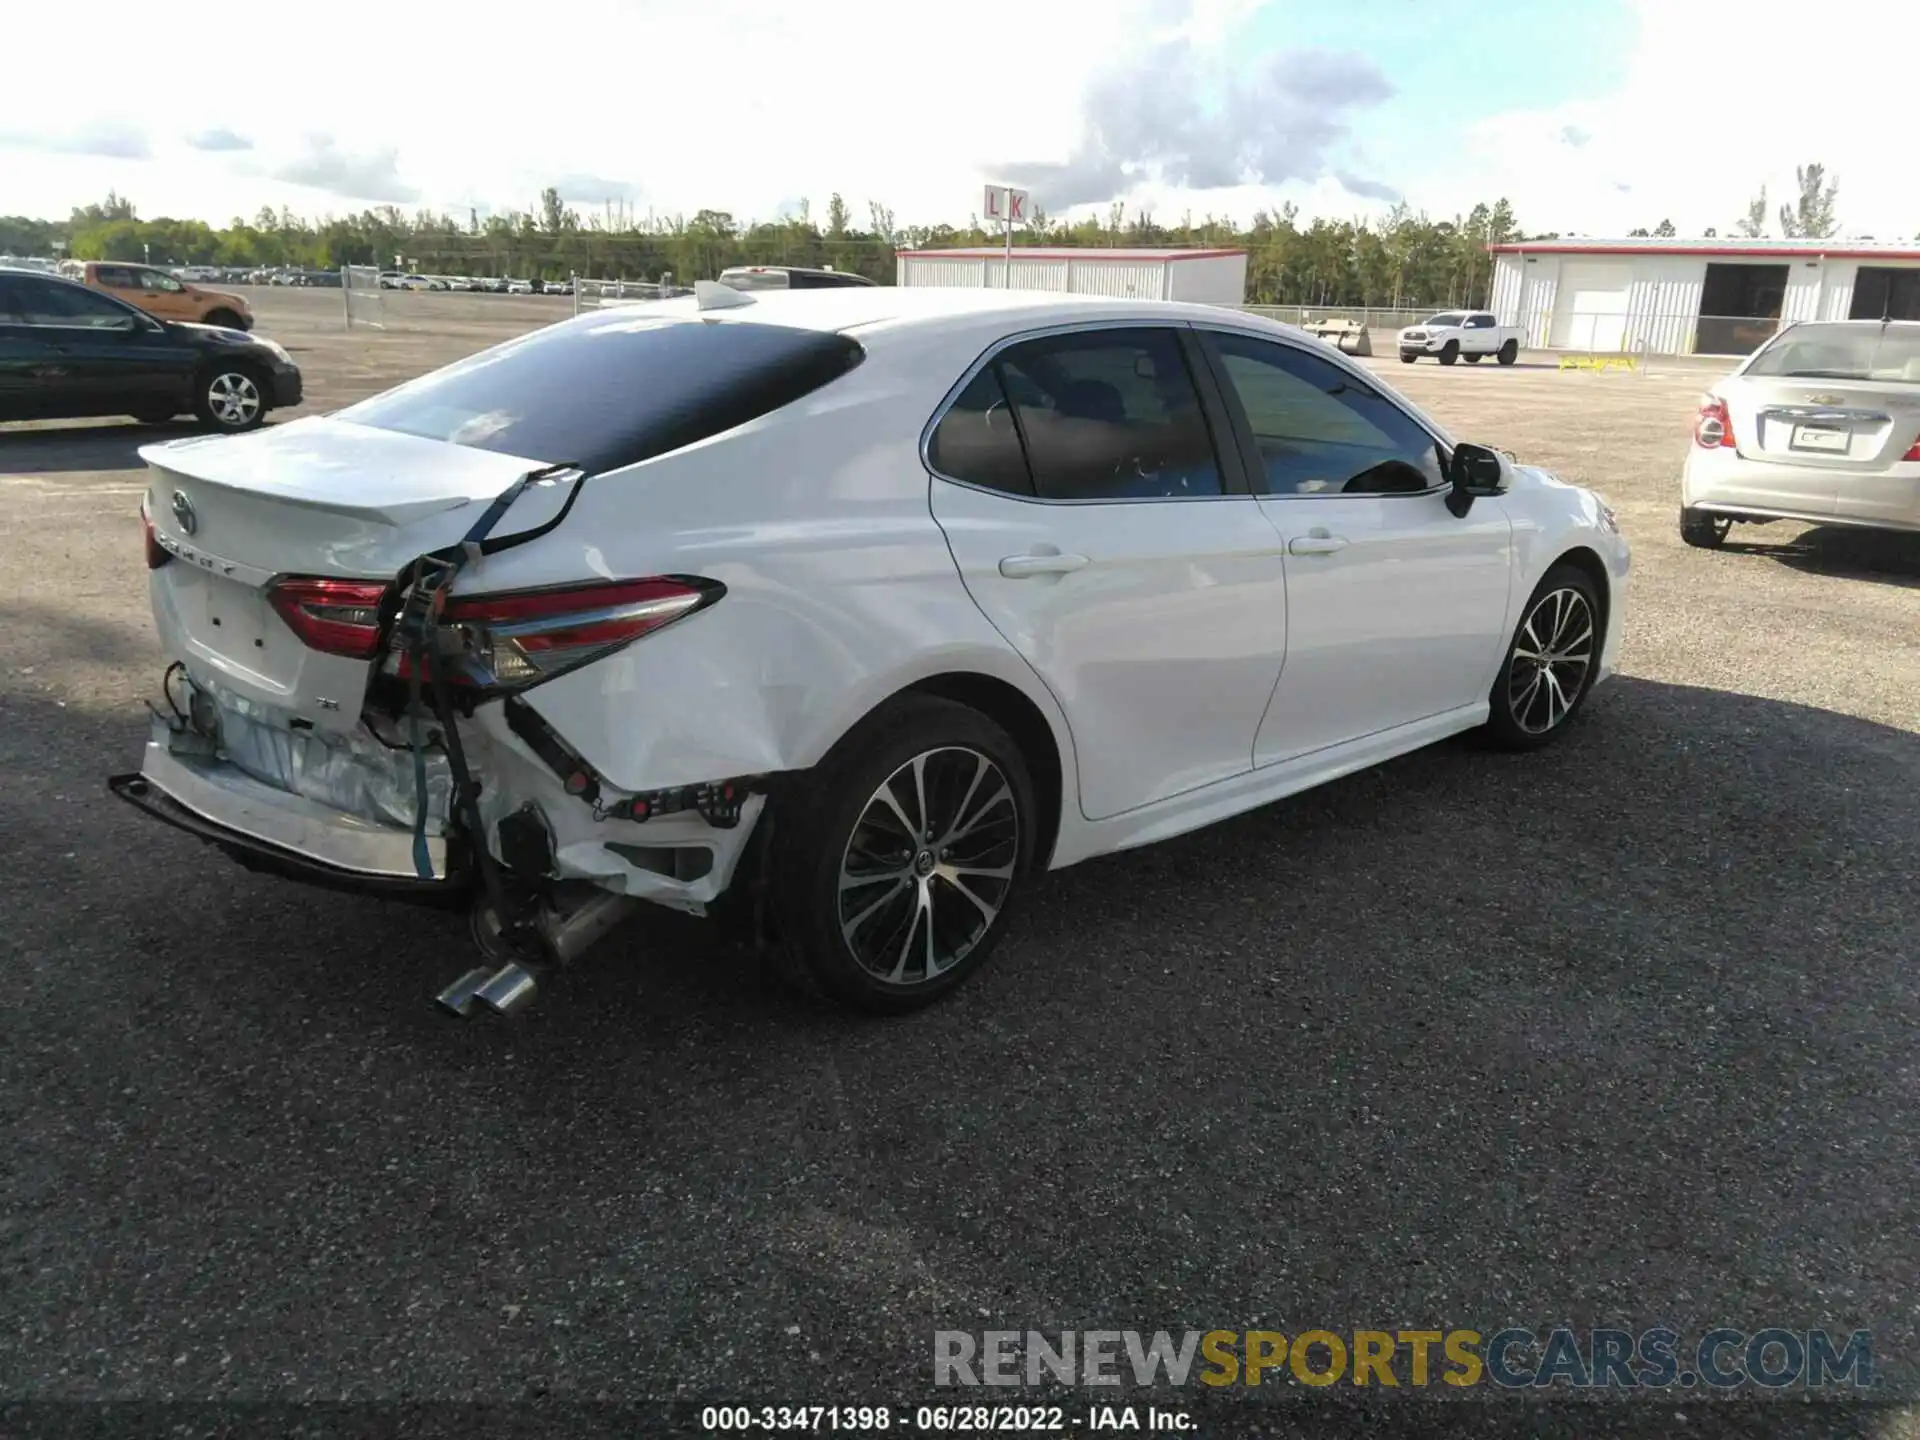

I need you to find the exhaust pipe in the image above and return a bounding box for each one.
[439,886,642,1017]
[435,966,495,1018]
[474,962,539,1015]
[535,888,643,965]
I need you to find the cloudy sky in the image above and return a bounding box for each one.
[1,0,1911,238]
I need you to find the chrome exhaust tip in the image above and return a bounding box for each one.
[475,962,539,1016]
[435,966,494,1018]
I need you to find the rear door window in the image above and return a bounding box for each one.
[993,329,1223,500]
[927,367,1033,495]
[333,312,866,473]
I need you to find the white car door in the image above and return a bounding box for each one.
[1461,314,1499,354]
[1193,327,1516,767]
[927,324,1290,822]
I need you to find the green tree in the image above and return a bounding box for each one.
[1778,163,1838,239]
[1736,187,1768,238]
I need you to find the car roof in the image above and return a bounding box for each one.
[586,286,1272,338]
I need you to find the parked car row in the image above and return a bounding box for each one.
[1,267,298,430]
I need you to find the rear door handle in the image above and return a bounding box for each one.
[1288,530,1349,556]
[999,551,1090,578]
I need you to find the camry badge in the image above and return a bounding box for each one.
[171,490,197,536]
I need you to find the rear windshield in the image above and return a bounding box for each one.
[1746,323,1920,382]
[333,312,866,474]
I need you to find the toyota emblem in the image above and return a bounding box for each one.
[171,489,197,536]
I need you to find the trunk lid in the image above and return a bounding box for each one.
[141,415,571,731]
[1723,374,1920,470]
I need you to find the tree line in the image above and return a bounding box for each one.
[0,161,1859,312]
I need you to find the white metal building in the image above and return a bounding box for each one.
[1489,237,1920,357]
[895,247,1249,306]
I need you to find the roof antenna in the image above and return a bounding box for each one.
[694,280,754,312]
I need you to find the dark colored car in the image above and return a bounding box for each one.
[0,268,301,433]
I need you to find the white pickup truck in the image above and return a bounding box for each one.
[1397,310,1524,366]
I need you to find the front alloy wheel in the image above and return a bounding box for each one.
[773,694,1034,1012]
[1484,564,1602,750]
[197,369,264,431]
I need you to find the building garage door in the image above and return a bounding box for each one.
[1549,261,1633,351]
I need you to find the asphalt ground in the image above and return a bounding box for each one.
[3,289,1917,1439]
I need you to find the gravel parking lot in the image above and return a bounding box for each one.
[3,289,1917,1436]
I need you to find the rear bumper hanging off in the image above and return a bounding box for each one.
[109,726,467,903]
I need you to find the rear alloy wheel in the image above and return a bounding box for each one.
[1438,340,1460,366]
[195,367,265,432]
[1483,564,1602,751]
[774,695,1034,1013]
[1497,339,1520,365]
[1679,507,1733,549]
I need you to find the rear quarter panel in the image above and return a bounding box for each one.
[457,329,1080,797]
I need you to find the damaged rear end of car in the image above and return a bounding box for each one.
[110,299,870,1015]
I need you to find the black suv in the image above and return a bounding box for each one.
[0,268,302,432]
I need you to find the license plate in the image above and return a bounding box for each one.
[1790,425,1849,454]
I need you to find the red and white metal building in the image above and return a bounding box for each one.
[895,247,1249,306]
[1489,236,1920,357]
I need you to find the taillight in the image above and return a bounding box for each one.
[140,497,170,570]
[393,577,716,692]
[1904,437,1920,462]
[1695,396,1735,449]
[267,577,392,658]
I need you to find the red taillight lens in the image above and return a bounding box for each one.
[1695,396,1735,449]
[1904,437,1920,462]
[141,498,170,570]
[394,577,714,692]
[268,577,393,658]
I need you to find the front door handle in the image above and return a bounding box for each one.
[999,551,1091,578]
[1289,529,1350,556]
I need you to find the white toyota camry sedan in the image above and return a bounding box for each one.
[1682,319,1920,547]
[111,285,1630,1017]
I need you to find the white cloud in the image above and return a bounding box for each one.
[1,0,1911,238]
[0,0,1141,225]
[1419,0,1917,237]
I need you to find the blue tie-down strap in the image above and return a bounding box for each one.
[410,693,433,880]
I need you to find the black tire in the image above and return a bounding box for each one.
[1483,562,1603,752]
[1680,507,1732,549]
[770,694,1036,1014]
[1399,353,1418,364]
[203,309,245,330]
[1463,353,1484,363]
[1497,339,1519,365]
[1438,340,1460,366]
[193,364,268,433]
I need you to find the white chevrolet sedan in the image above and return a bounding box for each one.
[112,286,1630,1018]
[1682,319,1920,547]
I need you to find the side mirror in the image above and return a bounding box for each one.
[1445,442,1512,517]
